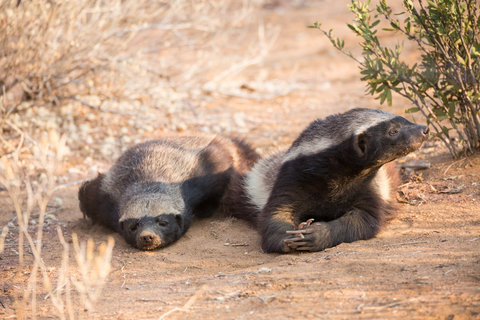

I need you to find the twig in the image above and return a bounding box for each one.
[46,81,60,106]
[51,178,88,193]
[443,158,467,175]
[250,294,278,304]
[137,298,165,303]
[4,119,37,146]
[158,286,205,320]
[224,242,249,247]
[384,240,428,247]
[43,282,66,300]
[360,297,418,310]
[214,290,241,300]
[398,160,431,170]
[70,96,134,116]
[7,206,63,226]
[183,265,202,273]
[0,225,9,253]
[121,263,127,288]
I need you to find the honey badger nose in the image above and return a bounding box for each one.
[421,126,429,136]
[138,230,161,249]
[413,125,429,139]
[142,234,154,243]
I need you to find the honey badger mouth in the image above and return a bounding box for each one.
[136,229,163,250]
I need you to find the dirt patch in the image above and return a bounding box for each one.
[1,1,479,319]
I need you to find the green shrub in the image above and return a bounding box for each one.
[311,0,480,157]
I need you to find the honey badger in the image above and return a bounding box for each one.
[79,135,259,250]
[225,108,429,253]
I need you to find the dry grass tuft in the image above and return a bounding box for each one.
[0,0,273,124]
[71,233,115,312]
[0,1,275,317]
[0,130,115,318]
[1,0,275,161]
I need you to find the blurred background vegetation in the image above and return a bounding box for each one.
[0,0,277,162]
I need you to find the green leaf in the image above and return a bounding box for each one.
[390,21,399,29]
[448,104,456,118]
[386,87,392,106]
[379,90,387,104]
[441,126,450,135]
[472,93,480,103]
[347,23,361,35]
[405,107,420,113]
[433,108,448,121]
[456,53,466,65]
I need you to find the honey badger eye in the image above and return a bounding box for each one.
[130,223,139,232]
[388,128,399,136]
[156,218,168,227]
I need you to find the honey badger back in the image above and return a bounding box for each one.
[229,108,429,253]
[79,136,259,250]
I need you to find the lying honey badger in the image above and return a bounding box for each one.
[225,108,429,253]
[79,136,259,250]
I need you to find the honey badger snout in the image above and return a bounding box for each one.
[408,124,429,141]
[418,125,429,137]
[137,229,162,250]
[398,124,429,155]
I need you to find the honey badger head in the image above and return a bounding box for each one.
[118,182,188,251]
[345,109,429,167]
[287,108,429,170]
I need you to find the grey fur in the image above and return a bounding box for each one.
[79,135,259,250]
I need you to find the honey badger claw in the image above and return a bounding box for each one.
[297,218,315,230]
[285,222,330,251]
[283,218,315,244]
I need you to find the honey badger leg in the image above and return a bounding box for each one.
[260,205,299,253]
[284,208,381,251]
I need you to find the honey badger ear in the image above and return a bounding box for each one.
[353,133,368,157]
[175,214,183,228]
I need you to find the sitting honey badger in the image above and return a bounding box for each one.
[225,108,429,253]
[79,136,259,250]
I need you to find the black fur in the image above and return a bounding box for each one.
[120,214,185,250]
[78,174,120,232]
[227,108,428,253]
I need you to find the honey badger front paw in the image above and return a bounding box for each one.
[284,220,331,252]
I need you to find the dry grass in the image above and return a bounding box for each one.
[0,0,274,154]
[0,225,8,253]
[71,233,115,313]
[0,1,275,317]
[0,131,115,318]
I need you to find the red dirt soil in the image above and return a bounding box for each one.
[1,1,479,319]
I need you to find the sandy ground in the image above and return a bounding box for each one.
[1,1,480,319]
